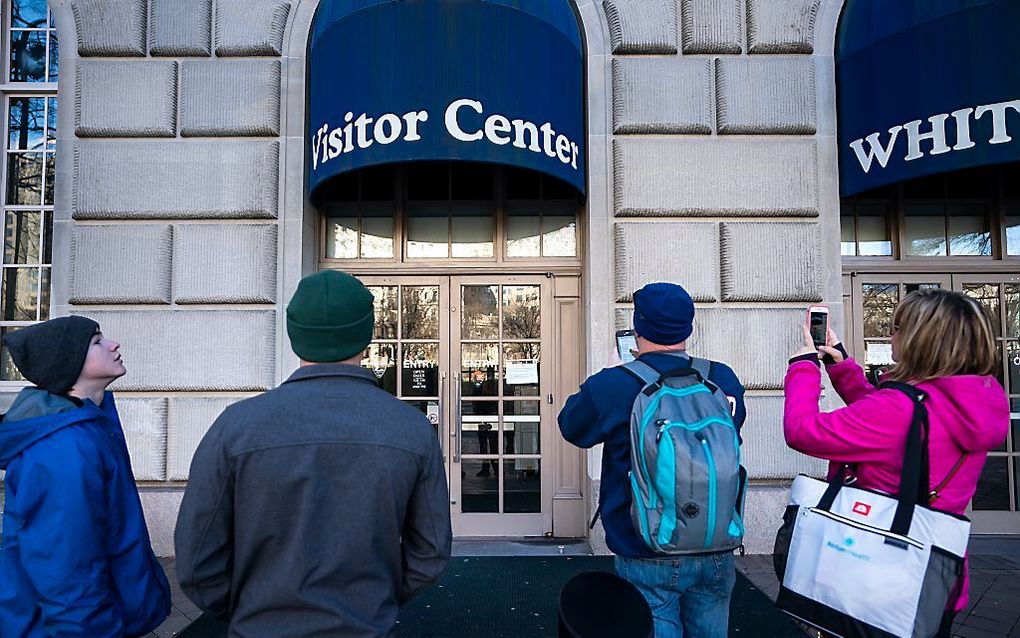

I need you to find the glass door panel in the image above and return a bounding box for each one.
[953,275,1020,532]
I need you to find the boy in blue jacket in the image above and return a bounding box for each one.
[0,316,170,638]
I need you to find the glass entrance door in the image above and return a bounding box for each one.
[849,273,1020,533]
[357,275,553,537]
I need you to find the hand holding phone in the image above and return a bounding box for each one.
[806,305,829,348]
[615,330,637,363]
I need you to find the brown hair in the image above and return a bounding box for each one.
[882,288,997,384]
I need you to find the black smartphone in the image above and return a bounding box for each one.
[807,305,829,347]
[615,330,637,363]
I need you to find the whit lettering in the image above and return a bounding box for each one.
[848,98,1020,174]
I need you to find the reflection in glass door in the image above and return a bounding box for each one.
[356,275,552,537]
[850,273,1020,532]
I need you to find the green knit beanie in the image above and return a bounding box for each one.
[286,271,375,363]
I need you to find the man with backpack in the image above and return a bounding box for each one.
[558,282,746,638]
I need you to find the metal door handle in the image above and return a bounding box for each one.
[453,378,462,463]
[438,372,445,459]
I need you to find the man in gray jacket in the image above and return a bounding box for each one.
[175,270,452,638]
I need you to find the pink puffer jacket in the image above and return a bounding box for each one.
[784,357,1009,611]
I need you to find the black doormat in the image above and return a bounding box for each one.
[177,557,803,638]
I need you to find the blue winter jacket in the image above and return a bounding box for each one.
[0,388,171,638]
[557,351,746,559]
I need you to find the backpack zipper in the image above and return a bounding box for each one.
[700,435,717,549]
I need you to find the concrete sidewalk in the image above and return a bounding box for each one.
[152,537,1020,638]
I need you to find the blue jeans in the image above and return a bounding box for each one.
[615,553,736,638]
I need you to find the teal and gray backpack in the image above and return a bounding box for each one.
[621,353,747,554]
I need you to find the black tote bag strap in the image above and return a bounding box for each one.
[879,381,931,542]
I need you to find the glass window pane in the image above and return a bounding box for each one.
[502,285,540,339]
[367,285,398,339]
[1006,285,1019,339]
[7,97,45,150]
[840,214,856,256]
[451,163,493,200]
[543,215,577,257]
[451,205,493,258]
[39,266,49,319]
[6,153,44,205]
[43,153,54,205]
[461,401,498,456]
[1,326,27,380]
[1011,398,1019,450]
[1004,210,1020,257]
[401,286,439,339]
[462,285,499,340]
[42,210,51,264]
[904,204,946,256]
[947,204,990,256]
[506,203,541,258]
[503,459,540,513]
[963,284,1001,337]
[503,343,540,397]
[856,203,892,256]
[4,211,41,264]
[505,167,541,199]
[1007,342,1018,394]
[407,163,448,200]
[461,342,500,397]
[47,33,58,83]
[1,267,40,321]
[861,283,898,338]
[406,205,448,258]
[361,203,393,258]
[504,401,540,455]
[326,216,358,259]
[401,343,438,397]
[47,97,57,146]
[12,0,49,28]
[9,30,48,82]
[972,456,1009,511]
[361,343,396,395]
[461,460,499,512]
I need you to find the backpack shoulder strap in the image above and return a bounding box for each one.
[620,360,660,388]
[688,356,712,380]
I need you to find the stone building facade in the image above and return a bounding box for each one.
[9,0,1012,557]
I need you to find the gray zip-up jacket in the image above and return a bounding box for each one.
[174,364,452,638]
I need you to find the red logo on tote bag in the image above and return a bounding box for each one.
[852,502,872,517]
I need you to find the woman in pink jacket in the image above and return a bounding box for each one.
[784,288,1009,637]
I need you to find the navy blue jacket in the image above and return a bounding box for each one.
[557,351,746,558]
[0,389,171,638]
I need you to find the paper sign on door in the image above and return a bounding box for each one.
[505,360,538,385]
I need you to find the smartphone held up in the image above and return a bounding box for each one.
[806,305,828,348]
[616,330,637,363]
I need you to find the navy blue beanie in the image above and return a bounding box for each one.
[633,283,695,345]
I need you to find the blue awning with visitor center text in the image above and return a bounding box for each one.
[837,0,1020,196]
[307,0,586,200]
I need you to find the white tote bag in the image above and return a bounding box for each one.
[773,382,969,638]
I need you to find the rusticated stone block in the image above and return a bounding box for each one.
[167,397,239,480]
[71,0,146,56]
[174,224,277,303]
[720,222,821,302]
[602,0,677,54]
[70,225,172,304]
[181,60,281,136]
[71,310,276,391]
[680,0,742,54]
[614,222,718,302]
[716,57,816,134]
[117,398,168,481]
[741,395,826,479]
[613,139,818,217]
[746,0,820,54]
[73,141,279,219]
[76,61,177,137]
[150,0,211,56]
[616,307,807,389]
[613,58,712,134]
[215,0,291,56]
